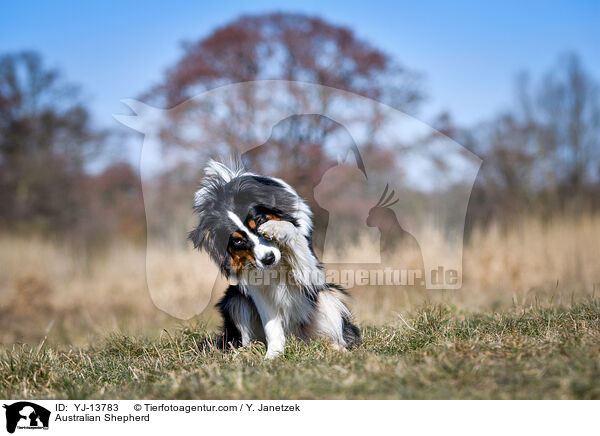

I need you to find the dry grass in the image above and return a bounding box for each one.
[0,238,172,343]
[2,302,599,399]
[343,213,600,323]
[1,214,599,399]
[0,214,599,344]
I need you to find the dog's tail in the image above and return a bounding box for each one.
[342,314,361,348]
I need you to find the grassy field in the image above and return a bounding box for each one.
[1,214,599,399]
[2,300,600,399]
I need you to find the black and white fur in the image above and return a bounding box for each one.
[189,160,360,359]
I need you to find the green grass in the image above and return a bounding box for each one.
[2,300,600,399]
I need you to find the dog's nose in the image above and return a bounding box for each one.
[261,252,276,266]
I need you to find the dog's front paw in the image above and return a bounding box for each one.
[258,220,296,244]
[264,349,284,360]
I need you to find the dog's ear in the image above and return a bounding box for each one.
[188,227,207,249]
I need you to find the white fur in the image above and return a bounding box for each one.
[194,160,312,238]
[268,176,313,238]
[227,210,281,269]
[259,220,323,287]
[197,160,357,359]
[194,159,247,207]
[204,159,246,184]
[236,220,348,359]
[226,294,263,346]
[311,291,350,345]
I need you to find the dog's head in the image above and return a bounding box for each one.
[189,160,312,277]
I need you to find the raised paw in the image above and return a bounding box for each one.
[258,219,296,244]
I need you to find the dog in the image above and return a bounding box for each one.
[189,160,360,359]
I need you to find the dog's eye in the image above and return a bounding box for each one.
[232,238,245,247]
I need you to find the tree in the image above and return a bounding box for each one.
[0,51,105,233]
[145,13,425,253]
[464,52,600,225]
[535,54,600,195]
[154,12,423,110]
[147,13,424,159]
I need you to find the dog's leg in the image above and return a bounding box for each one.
[258,220,323,286]
[217,286,263,347]
[236,302,261,347]
[249,291,286,359]
[311,290,347,347]
[309,288,361,348]
[263,316,286,359]
[257,219,297,243]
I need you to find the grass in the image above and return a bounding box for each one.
[2,213,600,343]
[2,300,600,400]
[1,215,599,399]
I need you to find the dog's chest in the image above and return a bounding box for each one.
[249,283,313,330]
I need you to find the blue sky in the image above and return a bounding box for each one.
[1,0,598,163]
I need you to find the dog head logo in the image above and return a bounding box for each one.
[115,80,481,318]
[3,402,50,433]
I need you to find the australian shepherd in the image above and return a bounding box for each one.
[189,160,360,359]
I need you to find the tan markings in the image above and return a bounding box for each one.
[248,219,256,230]
[265,214,282,221]
[232,231,244,239]
[228,247,255,273]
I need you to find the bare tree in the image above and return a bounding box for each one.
[144,13,426,253]
[153,12,423,111]
[0,51,105,234]
[464,52,600,225]
[146,12,424,156]
[535,54,600,193]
